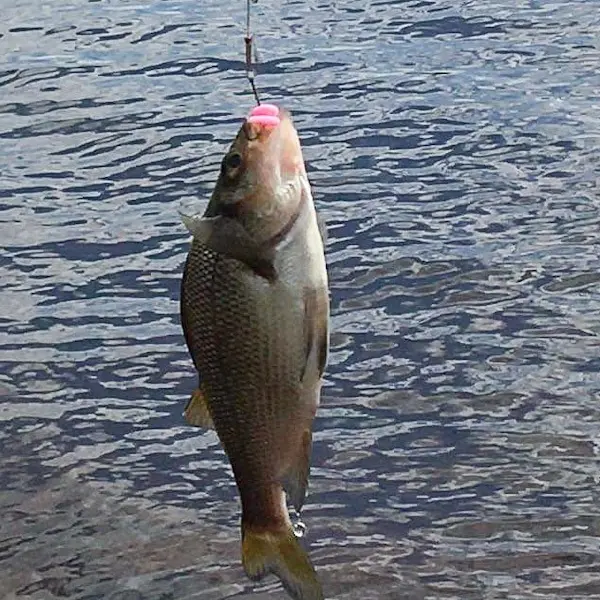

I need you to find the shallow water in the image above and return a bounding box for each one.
[2,0,600,598]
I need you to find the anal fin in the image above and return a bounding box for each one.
[183,386,214,429]
[280,429,313,513]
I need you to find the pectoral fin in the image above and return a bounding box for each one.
[183,386,214,429]
[316,211,328,246]
[302,288,329,381]
[181,213,277,282]
[304,175,327,247]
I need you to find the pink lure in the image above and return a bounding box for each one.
[250,103,279,117]
[247,103,280,127]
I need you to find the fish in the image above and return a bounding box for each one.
[179,103,329,600]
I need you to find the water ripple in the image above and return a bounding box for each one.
[2,0,600,598]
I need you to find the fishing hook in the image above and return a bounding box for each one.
[245,0,261,105]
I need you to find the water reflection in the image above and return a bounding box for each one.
[2,0,600,597]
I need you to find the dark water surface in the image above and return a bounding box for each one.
[2,0,600,598]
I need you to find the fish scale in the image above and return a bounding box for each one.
[182,239,305,488]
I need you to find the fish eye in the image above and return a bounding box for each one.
[225,152,242,170]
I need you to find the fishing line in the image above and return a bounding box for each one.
[244,0,261,105]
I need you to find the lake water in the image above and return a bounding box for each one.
[2,0,600,598]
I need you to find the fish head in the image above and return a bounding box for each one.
[209,105,307,232]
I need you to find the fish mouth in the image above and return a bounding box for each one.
[237,103,303,194]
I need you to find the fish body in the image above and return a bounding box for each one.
[180,104,329,600]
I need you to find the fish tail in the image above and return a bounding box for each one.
[241,523,324,600]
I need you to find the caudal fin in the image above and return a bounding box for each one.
[241,524,324,600]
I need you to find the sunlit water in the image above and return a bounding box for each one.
[2,0,600,598]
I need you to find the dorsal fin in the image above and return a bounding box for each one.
[183,386,214,429]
